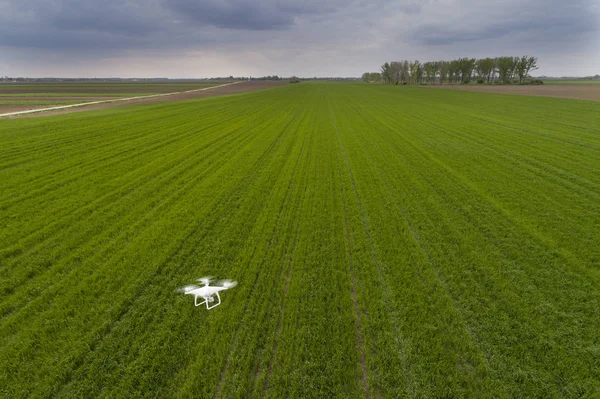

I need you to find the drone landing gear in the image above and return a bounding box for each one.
[194,292,221,309]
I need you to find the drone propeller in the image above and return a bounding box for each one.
[197,276,214,286]
[220,279,238,289]
[176,284,199,293]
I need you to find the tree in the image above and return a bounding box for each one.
[475,58,495,83]
[448,60,460,84]
[375,55,539,86]
[438,61,449,84]
[457,58,476,83]
[515,56,527,84]
[490,58,498,82]
[523,56,538,80]
[509,57,519,82]
[475,60,486,81]
[424,62,439,84]
[381,62,393,84]
[514,56,538,84]
[369,72,381,82]
[487,58,498,82]
[393,60,410,84]
[361,72,381,82]
[409,60,421,84]
[496,56,517,84]
[416,63,425,84]
[391,62,403,84]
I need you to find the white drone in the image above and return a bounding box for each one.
[179,277,238,310]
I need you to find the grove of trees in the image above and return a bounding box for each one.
[363,56,539,85]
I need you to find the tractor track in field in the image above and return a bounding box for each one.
[331,106,372,398]
[332,102,420,396]
[211,103,306,399]
[260,111,311,397]
[338,159,370,398]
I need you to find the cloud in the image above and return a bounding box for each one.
[0,0,348,50]
[0,0,167,50]
[0,0,597,77]
[408,0,598,46]
[164,0,335,31]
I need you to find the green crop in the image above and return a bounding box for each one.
[1,83,599,398]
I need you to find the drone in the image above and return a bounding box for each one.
[179,277,238,310]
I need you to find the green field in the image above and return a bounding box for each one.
[1,83,599,398]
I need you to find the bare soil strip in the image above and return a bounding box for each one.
[423,84,600,101]
[0,81,286,119]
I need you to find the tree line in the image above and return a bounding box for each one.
[363,56,539,85]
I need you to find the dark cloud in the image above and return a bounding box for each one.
[0,0,167,50]
[164,0,331,31]
[5,0,594,50]
[409,0,597,46]
[52,2,162,36]
[0,0,345,50]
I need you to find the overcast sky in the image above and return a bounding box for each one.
[1,0,598,78]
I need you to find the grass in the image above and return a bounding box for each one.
[0,83,599,398]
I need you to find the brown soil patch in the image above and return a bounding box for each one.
[0,99,107,114]
[0,105,50,114]
[3,81,286,119]
[424,84,600,101]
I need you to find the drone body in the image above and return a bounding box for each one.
[180,277,237,310]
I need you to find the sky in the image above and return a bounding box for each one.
[0,0,598,78]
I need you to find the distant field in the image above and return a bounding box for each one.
[0,93,156,97]
[429,82,600,101]
[542,80,600,85]
[1,83,599,397]
[0,81,225,94]
[0,81,224,113]
[0,100,82,105]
